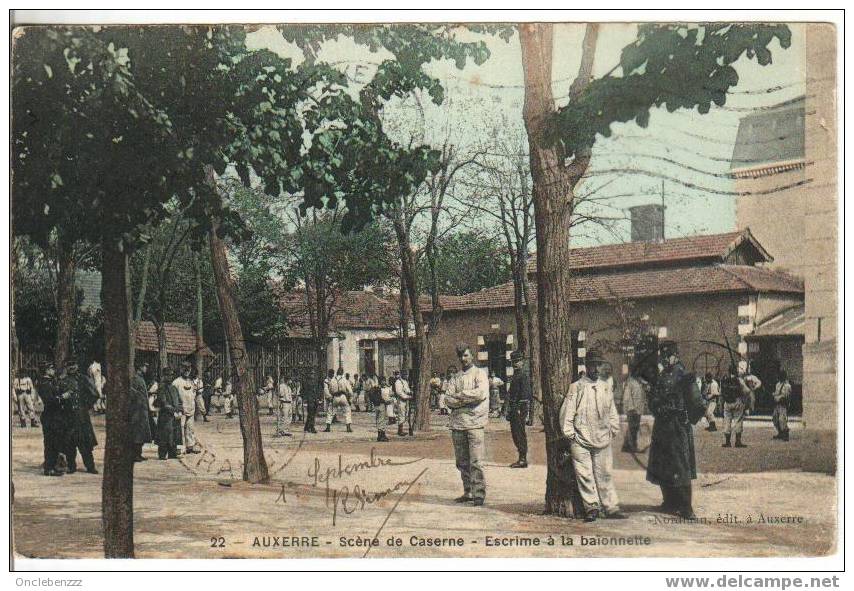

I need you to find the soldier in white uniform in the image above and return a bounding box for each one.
[701,373,720,432]
[324,368,353,432]
[222,379,235,418]
[192,371,206,422]
[274,376,293,437]
[560,350,627,522]
[290,371,304,423]
[89,360,106,413]
[263,375,275,416]
[393,370,412,436]
[444,344,489,506]
[173,362,200,453]
[14,372,40,428]
[772,371,792,442]
[373,376,393,442]
[721,362,761,448]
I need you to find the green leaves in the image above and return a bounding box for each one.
[550,23,792,159]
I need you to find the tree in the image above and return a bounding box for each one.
[12,26,196,556]
[518,23,791,517]
[278,204,395,387]
[416,230,510,296]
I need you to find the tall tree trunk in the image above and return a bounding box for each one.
[520,23,584,517]
[134,244,151,325]
[398,274,411,371]
[392,216,431,432]
[511,255,528,353]
[209,222,269,483]
[155,318,167,376]
[54,240,76,368]
[194,252,204,377]
[101,241,136,557]
[313,278,330,398]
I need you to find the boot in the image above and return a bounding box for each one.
[780,430,790,442]
[658,486,677,514]
[398,424,405,437]
[722,434,732,447]
[676,486,696,519]
[377,430,389,442]
[735,434,747,448]
[510,457,528,468]
[324,424,331,433]
[346,424,353,433]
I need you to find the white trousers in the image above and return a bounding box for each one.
[570,441,620,514]
[325,394,352,425]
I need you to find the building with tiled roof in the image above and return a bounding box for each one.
[427,228,805,416]
[134,321,213,357]
[278,288,412,378]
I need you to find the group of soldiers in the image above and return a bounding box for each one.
[23,360,101,477]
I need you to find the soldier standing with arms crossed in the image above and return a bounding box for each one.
[444,343,489,506]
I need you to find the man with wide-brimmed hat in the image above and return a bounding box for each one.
[506,350,532,468]
[560,349,626,522]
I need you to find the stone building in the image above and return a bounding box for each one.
[426,229,804,414]
[732,25,837,472]
[279,289,412,378]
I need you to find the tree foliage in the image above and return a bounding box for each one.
[417,230,510,295]
[551,24,792,158]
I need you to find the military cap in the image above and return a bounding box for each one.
[584,348,604,363]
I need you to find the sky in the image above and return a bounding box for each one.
[247,23,807,247]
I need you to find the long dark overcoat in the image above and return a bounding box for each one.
[129,372,153,444]
[646,361,697,487]
[64,374,98,451]
[155,381,182,448]
[39,375,67,450]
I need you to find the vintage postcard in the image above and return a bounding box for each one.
[7,11,842,571]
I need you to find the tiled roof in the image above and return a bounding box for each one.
[134,321,214,356]
[525,229,770,274]
[279,289,402,333]
[434,264,803,312]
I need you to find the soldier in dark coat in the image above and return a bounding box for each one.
[63,361,100,474]
[38,362,65,476]
[130,361,153,462]
[155,366,183,459]
[302,377,320,434]
[506,351,533,468]
[645,342,698,519]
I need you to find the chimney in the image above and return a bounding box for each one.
[628,204,665,242]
